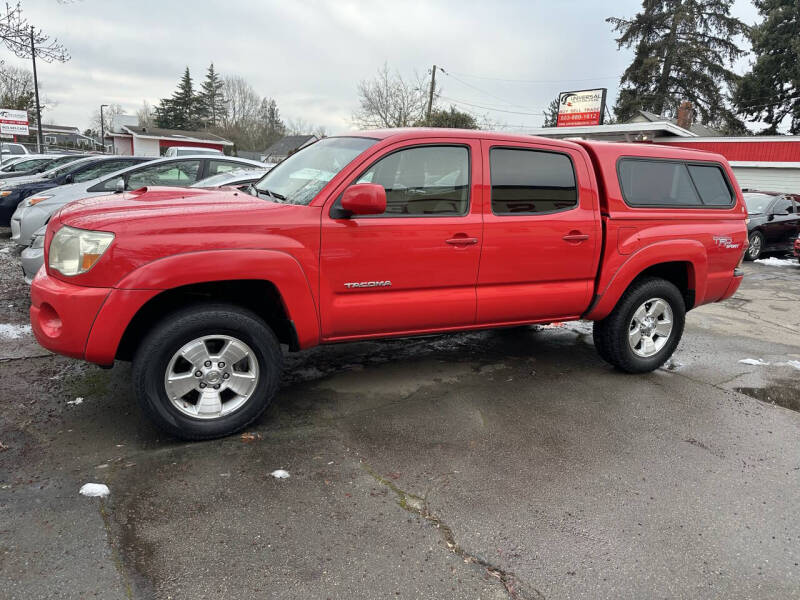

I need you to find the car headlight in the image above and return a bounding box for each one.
[30,232,45,249]
[26,194,52,207]
[48,225,114,276]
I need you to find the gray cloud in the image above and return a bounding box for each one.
[9,0,759,134]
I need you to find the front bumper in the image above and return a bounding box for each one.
[29,268,160,365]
[13,204,48,246]
[29,268,111,360]
[21,245,44,284]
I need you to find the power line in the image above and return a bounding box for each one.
[439,69,536,111]
[446,70,620,85]
[439,95,545,116]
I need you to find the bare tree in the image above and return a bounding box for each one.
[353,63,430,128]
[0,3,69,62]
[89,103,124,136]
[0,63,34,111]
[136,100,154,127]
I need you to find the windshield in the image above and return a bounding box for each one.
[252,137,377,205]
[744,193,774,214]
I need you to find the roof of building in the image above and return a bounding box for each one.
[263,135,317,156]
[112,125,233,146]
[631,109,722,137]
[40,124,81,133]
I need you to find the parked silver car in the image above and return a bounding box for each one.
[11,155,267,246]
[19,160,269,281]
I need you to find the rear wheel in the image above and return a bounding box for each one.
[133,304,282,440]
[593,277,685,373]
[745,231,764,261]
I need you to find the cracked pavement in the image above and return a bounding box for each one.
[1,226,799,599]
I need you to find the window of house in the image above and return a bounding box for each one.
[490,148,577,214]
[354,145,470,216]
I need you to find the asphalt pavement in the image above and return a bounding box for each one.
[1,228,799,599]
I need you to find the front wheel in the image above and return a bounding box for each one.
[133,304,282,440]
[593,277,685,373]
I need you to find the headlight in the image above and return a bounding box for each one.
[27,194,52,206]
[48,225,114,276]
[31,233,45,249]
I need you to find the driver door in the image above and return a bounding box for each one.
[319,140,483,340]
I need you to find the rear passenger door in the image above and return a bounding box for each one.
[476,140,601,323]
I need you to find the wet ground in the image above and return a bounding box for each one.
[1,227,799,599]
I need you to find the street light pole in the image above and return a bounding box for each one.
[100,104,108,153]
[30,26,43,153]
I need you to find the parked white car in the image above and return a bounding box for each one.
[164,146,223,157]
[10,155,267,246]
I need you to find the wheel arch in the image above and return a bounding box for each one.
[585,240,706,320]
[115,279,302,361]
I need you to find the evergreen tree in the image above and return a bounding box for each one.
[734,0,800,134]
[542,97,560,127]
[607,1,747,126]
[198,62,226,128]
[155,67,199,130]
[264,98,284,139]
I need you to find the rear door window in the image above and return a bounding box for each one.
[126,160,202,189]
[208,160,243,176]
[490,148,577,215]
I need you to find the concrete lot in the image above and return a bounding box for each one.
[1,227,799,600]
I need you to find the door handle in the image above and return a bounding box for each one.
[445,236,478,246]
[562,232,589,243]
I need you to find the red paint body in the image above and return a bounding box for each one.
[29,130,747,366]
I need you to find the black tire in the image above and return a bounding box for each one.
[132,303,282,440]
[592,277,685,373]
[744,231,764,261]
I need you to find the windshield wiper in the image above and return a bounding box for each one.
[252,186,286,202]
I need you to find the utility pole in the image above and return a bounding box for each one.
[426,64,437,125]
[100,104,108,153]
[30,26,43,153]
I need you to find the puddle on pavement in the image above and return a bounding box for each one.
[735,383,800,412]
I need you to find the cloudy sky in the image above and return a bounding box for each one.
[9,0,760,134]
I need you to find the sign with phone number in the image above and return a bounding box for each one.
[0,108,29,135]
[556,89,606,128]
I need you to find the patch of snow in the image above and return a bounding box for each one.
[79,483,110,497]
[66,397,83,406]
[739,358,769,366]
[270,469,290,479]
[0,323,31,339]
[0,247,9,254]
[754,257,798,267]
[783,360,800,370]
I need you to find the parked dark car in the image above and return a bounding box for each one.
[794,233,800,264]
[0,154,89,181]
[743,191,800,260]
[0,155,152,226]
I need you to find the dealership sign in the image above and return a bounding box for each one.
[556,89,607,127]
[0,108,29,136]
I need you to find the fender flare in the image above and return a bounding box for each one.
[584,240,707,320]
[114,249,320,348]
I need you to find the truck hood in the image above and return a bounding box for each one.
[54,186,281,231]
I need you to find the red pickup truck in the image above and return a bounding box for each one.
[29,130,747,439]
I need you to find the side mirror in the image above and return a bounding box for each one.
[338,183,386,217]
[114,178,125,193]
[64,173,73,184]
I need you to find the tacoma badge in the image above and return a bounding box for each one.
[344,281,392,288]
